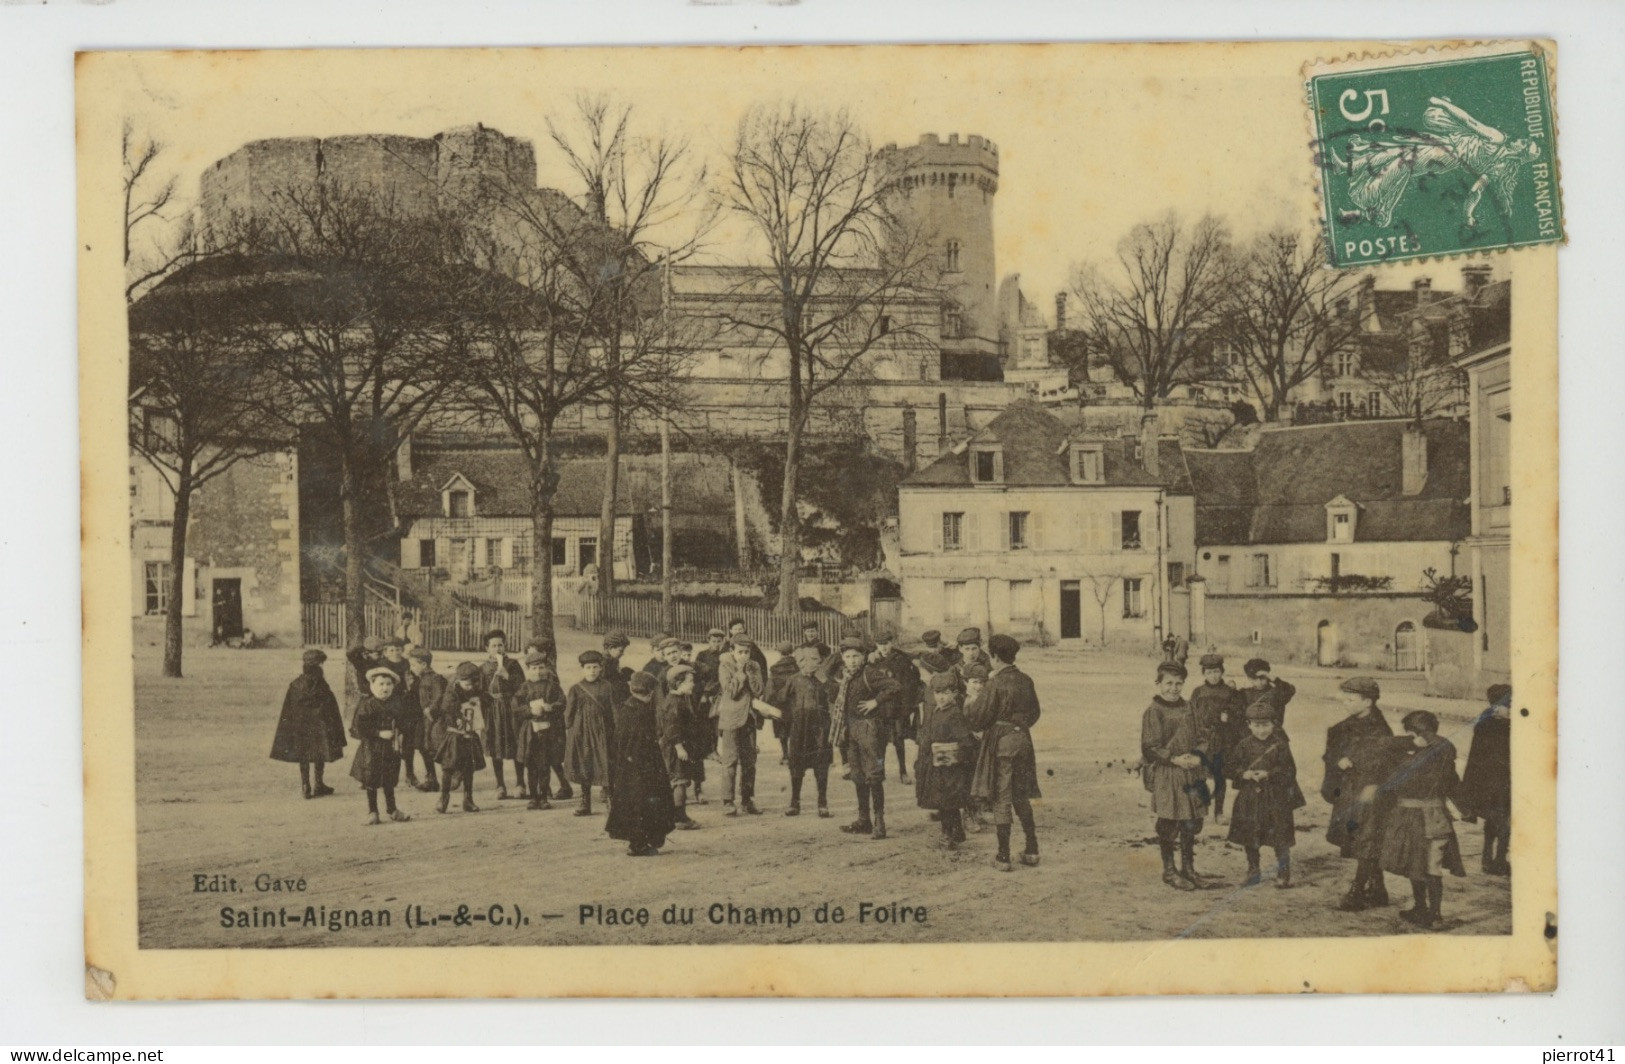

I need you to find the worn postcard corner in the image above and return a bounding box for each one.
[79,40,1557,1000]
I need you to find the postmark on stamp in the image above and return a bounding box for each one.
[1308,42,1562,268]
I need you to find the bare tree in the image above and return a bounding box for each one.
[1367,318,1469,424]
[228,180,469,649]
[1065,213,1234,412]
[123,122,226,302]
[541,94,716,597]
[721,103,936,613]
[1219,230,1365,422]
[1081,570,1125,647]
[128,264,288,677]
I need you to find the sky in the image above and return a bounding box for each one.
[108,43,1470,319]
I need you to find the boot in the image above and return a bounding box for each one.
[300,764,312,799]
[1337,870,1368,911]
[817,803,832,819]
[784,803,801,817]
[527,796,552,811]
[841,818,873,835]
[871,812,887,840]
[390,808,411,822]
[1161,844,1193,891]
[1274,850,1293,889]
[462,796,480,813]
[436,794,450,814]
[311,763,334,797]
[1399,880,1431,927]
[1364,874,1390,908]
[366,812,382,826]
[1244,856,1263,888]
[574,790,593,817]
[741,799,763,815]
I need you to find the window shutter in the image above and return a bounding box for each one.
[436,538,451,571]
[500,537,515,568]
[933,512,944,552]
[1110,513,1122,550]
[400,538,420,568]
[966,512,980,552]
[999,512,1011,551]
[1030,510,1043,550]
[993,451,1004,483]
[472,537,487,570]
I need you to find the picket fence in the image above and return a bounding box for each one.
[301,601,532,652]
[576,593,851,648]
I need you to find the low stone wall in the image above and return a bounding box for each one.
[1201,592,1431,671]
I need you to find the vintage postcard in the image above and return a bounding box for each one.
[79,40,1559,999]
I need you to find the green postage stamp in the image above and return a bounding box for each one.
[1308,41,1562,267]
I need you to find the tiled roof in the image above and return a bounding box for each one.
[1187,418,1470,545]
[902,400,1192,492]
[396,447,734,519]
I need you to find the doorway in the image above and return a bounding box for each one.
[1316,619,1338,667]
[1060,580,1081,640]
[212,578,244,643]
[1393,621,1422,671]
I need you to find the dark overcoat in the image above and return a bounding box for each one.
[1139,697,1205,820]
[430,681,489,776]
[1189,681,1246,762]
[515,675,566,769]
[1322,708,1395,854]
[871,646,921,740]
[1380,734,1467,879]
[915,694,975,810]
[605,695,678,848]
[564,678,617,785]
[348,694,406,788]
[270,666,347,764]
[479,655,527,760]
[782,673,833,773]
[408,669,448,756]
[1224,732,1306,849]
[968,665,1042,806]
[1458,712,1511,819]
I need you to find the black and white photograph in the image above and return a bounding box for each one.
[77,40,1558,998]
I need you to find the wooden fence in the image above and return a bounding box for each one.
[302,601,531,652]
[576,593,852,648]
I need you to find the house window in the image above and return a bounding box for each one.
[448,490,471,518]
[511,536,530,569]
[1009,579,1035,620]
[943,307,963,339]
[942,512,964,551]
[1331,511,1352,542]
[578,537,598,574]
[878,315,891,337]
[1366,391,1382,417]
[1486,390,1511,510]
[1167,561,1185,587]
[1122,578,1145,618]
[1008,511,1029,550]
[945,240,961,271]
[1072,445,1103,483]
[944,580,969,621]
[485,539,501,568]
[973,450,999,483]
[1120,511,1142,550]
[419,539,437,568]
[1336,391,1355,416]
[143,560,170,616]
[1248,553,1273,587]
[1333,350,1357,377]
[551,537,568,567]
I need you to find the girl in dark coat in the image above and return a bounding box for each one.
[605,672,678,856]
[1226,702,1307,888]
[1381,711,1467,929]
[348,667,411,825]
[431,661,489,814]
[478,630,528,801]
[515,651,566,811]
[782,647,834,818]
[1323,676,1397,910]
[916,671,976,848]
[565,650,617,815]
[1459,684,1512,875]
[270,649,347,798]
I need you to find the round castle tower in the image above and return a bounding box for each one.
[877,133,1001,375]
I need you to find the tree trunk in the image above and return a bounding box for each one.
[730,456,752,571]
[529,458,559,663]
[660,414,673,633]
[162,464,193,678]
[596,399,621,595]
[775,422,803,616]
[341,458,366,650]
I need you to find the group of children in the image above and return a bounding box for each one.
[269,622,1045,868]
[1139,653,1514,931]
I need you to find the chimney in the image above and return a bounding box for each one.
[1412,276,1433,305]
[1140,413,1160,478]
[1461,263,1492,295]
[1055,292,1068,331]
[1401,424,1428,496]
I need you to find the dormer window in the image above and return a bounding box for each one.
[971,446,1003,484]
[1325,495,1358,543]
[1070,444,1105,484]
[440,473,477,519]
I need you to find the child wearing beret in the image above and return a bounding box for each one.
[1225,701,1306,888]
[1188,652,1245,823]
[404,646,444,793]
[658,664,703,829]
[565,650,617,816]
[782,646,834,818]
[916,670,976,849]
[1323,675,1397,911]
[431,661,489,813]
[349,666,411,825]
[1380,710,1467,929]
[516,650,566,811]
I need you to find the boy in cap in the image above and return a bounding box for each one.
[951,628,993,687]
[658,663,702,829]
[606,671,679,856]
[768,640,800,766]
[349,666,412,825]
[1323,676,1397,911]
[601,630,634,705]
[689,627,729,804]
[799,620,832,663]
[831,636,902,839]
[269,649,347,798]
[565,650,617,816]
[1379,710,1467,929]
[917,670,976,849]
[404,646,444,792]
[713,636,765,815]
[1459,684,1512,875]
[480,629,528,800]
[1189,653,1245,823]
[782,646,834,818]
[431,662,489,813]
[966,634,1042,870]
[869,627,919,785]
[1243,658,1297,728]
[1139,661,1214,889]
[516,649,566,811]
[1226,700,1306,887]
[344,635,385,712]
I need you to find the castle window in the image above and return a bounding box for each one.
[945,240,961,272]
[943,306,963,339]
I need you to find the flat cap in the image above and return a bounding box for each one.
[873,625,897,643]
[962,663,990,682]
[1198,653,1225,670]
[730,636,756,650]
[602,630,630,649]
[666,664,696,686]
[988,633,1020,661]
[929,670,963,693]
[454,661,481,681]
[578,649,606,666]
[838,636,869,653]
[364,666,398,684]
[706,627,727,638]
[1487,683,1513,706]
[523,649,550,666]
[1339,675,1380,699]
[1243,657,1272,677]
[1244,700,1277,721]
[955,627,983,645]
[629,671,659,696]
[407,646,433,663]
[1157,661,1188,681]
[302,649,327,667]
[361,635,384,653]
[921,629,942,645]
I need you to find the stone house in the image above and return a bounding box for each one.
[895,401,1195,646]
